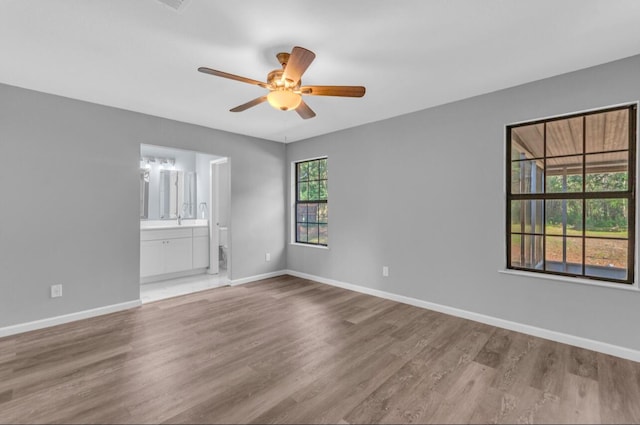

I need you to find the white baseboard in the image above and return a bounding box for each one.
[284,269,640,363]
[230,270,288,286]
[0,270,288,338]
[0,300,142,339]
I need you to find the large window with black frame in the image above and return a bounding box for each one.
[507,104,636,284]
[295,157,328,246]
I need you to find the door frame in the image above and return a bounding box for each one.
[209,157,231,278]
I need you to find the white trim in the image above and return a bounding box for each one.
[230,270,288,286]
[498,268,639,291]
[284,269,640,362]
[210,157,228,165]
[289,242,330,250]
[0,300,141,339]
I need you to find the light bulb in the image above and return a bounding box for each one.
[267,90,302,111]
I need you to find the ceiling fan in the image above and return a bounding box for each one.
[198,46,366,119]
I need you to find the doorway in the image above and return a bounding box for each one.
[139,144,231,303]
[209,158,231,277]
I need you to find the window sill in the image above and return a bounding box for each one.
[289,242,330,250]
[498,269,639,292]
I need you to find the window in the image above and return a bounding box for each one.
[507,104,636,284]
[295,157,328,246]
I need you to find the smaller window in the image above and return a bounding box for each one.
[295,158,328,246]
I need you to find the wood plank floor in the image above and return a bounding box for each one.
[1,275,639,424]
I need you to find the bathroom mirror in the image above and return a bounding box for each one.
[159,170,197,219]
[184,172,197,219]
[140,169,149,219]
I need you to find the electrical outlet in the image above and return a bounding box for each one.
[51,284,63,298]
[265,252,271,262]
[382,266,389,277]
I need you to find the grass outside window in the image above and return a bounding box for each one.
[507,105,636,284]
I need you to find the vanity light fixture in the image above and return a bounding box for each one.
[140,157,151,170]
[141,156,175,169]
[159,158,176,169]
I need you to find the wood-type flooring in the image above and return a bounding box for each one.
[1,275,639,423]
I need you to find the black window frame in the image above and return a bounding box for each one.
[295,157,328,246]
[506,104,637,285]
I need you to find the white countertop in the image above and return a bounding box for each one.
[141,219,209,230]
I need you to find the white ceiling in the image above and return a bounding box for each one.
[2,1,640,143]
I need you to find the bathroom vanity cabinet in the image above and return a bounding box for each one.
[140,225,209,279]
[192,227,210,269]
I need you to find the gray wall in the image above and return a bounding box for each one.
[286,54,640,352]
[0,84,286,328]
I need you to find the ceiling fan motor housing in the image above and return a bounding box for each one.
[276,52,290,68]
[267,69,299,90]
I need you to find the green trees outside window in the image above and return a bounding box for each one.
[296,158,328,245]
[507,105,636,284]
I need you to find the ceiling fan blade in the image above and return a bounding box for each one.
[300,85,366,97]
[198,67,268,88]
[282,46,316,84]
[230,95,268,112]
[295,100,316,119]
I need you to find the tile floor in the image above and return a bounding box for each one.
[140,271,229,303]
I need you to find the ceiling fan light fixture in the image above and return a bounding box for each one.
[267,90,301,111]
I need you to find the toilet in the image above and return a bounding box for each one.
[219,227,228,270]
